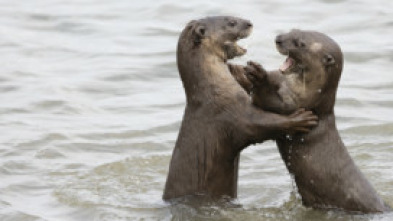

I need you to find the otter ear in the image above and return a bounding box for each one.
[322,54,335,66]
[192,24,206,46]
[194,25,206,38]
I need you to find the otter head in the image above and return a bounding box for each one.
[275,29,343,114]
[179,16,253,61]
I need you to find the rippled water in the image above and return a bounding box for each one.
[0,0,392,220]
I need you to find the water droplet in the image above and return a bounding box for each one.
[310,179,314,184]
[287,144,293,168]
[300,137,305,142]
[286,134,292,140]
[317,89,322,93]
[289,174,301,200]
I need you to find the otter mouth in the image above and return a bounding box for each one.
[279,57,296,73]
[277,47,303,75]
[224,29,252,60]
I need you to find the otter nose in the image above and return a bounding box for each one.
[245,21,253,28]
[275,35,283,45]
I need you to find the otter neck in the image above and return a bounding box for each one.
[177,46,240,106]
[278,113,340,173]
[312,85,338,117]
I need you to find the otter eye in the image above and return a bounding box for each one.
[228,20,237,27]
[293,39,299,47]
[322,54,335,66]
[293,39,306,48]
[292,39,298,47]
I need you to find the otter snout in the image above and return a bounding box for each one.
[245,21,253,28]
[238,20,253,39]
[275,34,284,46]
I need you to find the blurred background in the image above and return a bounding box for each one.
[0,0,392,220]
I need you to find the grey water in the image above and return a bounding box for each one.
[0,0,392,220]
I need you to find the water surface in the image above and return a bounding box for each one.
[0,0,392,220]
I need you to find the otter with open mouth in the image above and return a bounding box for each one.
[163,18,318,201]
[240,29,391,213]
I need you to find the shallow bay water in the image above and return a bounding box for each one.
[0,0,392,220]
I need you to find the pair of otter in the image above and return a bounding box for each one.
[163,16,391,213]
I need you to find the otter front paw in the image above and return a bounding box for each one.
[287,108,318,133]
[244,61,268,86]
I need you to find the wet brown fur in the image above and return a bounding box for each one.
[238,29,391,213]
[163,19,318,201]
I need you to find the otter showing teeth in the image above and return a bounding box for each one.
[224,40,247,59]
[232,29,392,213]
[224,30,251,60]
[164,18,319,202]
[279,57,295,73]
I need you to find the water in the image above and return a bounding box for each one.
[0,0,392,220]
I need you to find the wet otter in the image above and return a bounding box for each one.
[163,18,318,201]
[242,29,391,213]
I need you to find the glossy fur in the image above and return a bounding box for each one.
[163,19,317,201]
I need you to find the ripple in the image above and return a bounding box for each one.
[342,123,393,136]
[0,161,38,175]
[0,85,19,93]
[35,148,65,159]
[336,98,364,107]
[0,0,392,220]
[344,51,388,63]
[0,211,45,221]
[16,133,68,149]
[143,27,179,37]
[53,155,168,208]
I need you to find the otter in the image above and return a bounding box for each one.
[163,18,318,201]
[239,29,391,213]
